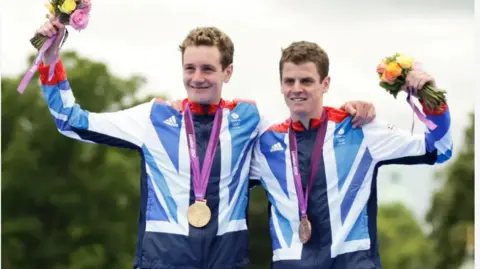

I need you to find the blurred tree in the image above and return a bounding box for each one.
[426,113,474,269]
[247,187,271,269]
[377,203,436,269]
[2,51,162,269]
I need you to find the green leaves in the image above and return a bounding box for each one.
[426,113,474,269]
[1,51,163,269]
[377,203,436,269]
[379,81,402,98]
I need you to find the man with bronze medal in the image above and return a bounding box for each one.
[250,41,453,269]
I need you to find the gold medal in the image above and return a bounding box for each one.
[299,216,312,244]
[187,200,211,228]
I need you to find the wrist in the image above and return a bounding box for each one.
[39,60,66,85]
[419,99,448,116]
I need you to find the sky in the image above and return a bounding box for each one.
[1,0,475,225]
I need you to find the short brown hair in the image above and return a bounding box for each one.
[279,41,329,81]
[179,27,234,70]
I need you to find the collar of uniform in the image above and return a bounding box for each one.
[290,117,324,132]
[182,98,225,115]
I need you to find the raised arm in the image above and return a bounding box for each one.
[363,103,452,164]
[35,18,152,149]
[39,61,152,149]
[363,69,452,164]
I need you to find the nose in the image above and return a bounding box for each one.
[292,81,303,93]
[192,70,204,83]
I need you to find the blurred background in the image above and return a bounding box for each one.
[1,0,474,268]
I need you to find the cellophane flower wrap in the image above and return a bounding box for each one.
[376,53,447,111]
[17,0,92,94]
[31,0,92,49]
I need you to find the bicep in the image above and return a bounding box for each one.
[363,119,428,162]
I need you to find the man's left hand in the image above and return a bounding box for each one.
[341,101,376,128]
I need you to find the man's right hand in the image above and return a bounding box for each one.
[36,15,66,65]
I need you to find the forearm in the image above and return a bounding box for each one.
[39,60,151,148]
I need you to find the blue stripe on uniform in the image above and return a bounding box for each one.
[333,117,364,191]
[146,175,169,221]
[150,103,182,173]
[230,140,256,220]
[345,204,369,241]
[340,149,372,224]
[260,131,289,198]
[227,103,260,204]
[142,145,178,223]
[228,103,260,174]
[426,107,450,139]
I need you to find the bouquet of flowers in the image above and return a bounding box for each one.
[376,53,447,111]
[17,0,91,94]
[31,0,91,50]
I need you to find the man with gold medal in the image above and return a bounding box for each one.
[250,41,453,269]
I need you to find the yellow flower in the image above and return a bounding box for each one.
[45,3,55,14]
[385,62,402,78]
[58,0,76,14]
[395,54,414,69]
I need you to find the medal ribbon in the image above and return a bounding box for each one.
[289,110,328,219]
[184,102,223,201]
[406,86,437,134]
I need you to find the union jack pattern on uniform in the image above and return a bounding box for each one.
[38,60,268,269]
[250,105,452,269]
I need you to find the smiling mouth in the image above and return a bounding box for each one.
[190,85,211,90]
[290,97,307,102]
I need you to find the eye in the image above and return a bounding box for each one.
[283,78,295,85]
[301,78,314,85]
[202,65,215,72]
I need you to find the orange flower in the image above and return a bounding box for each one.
[385,62,402,78]
[381,72,394,84]
[376,63,387,74]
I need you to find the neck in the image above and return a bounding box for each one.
[188,96,221,105]
[291,106,324,129]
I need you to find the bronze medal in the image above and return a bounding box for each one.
[299,216,312,244]
[187,200,211,228]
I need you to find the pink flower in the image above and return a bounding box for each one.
[69,9,89,30]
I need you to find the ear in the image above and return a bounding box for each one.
[223,64,234,83]
[321,76,331,93]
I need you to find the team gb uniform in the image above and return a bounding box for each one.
[38,60,266,269]
[250,105,452,269]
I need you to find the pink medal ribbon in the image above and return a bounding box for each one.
[17,35,60,94]
[406,86,437,133]
[288,110,328,220]
[184,103,223,201]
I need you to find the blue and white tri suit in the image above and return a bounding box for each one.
[250,105,452,269]
[38,60,268,269]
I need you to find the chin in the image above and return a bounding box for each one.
[289,105,307,115]
[188,94,216,104]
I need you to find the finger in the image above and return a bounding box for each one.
[172,101,183,112]
[351,104,364,128]
[51,20,65,29]
[357,104,370,127]
[343,103,357,116]
[43,22,57,37]
[405,71,416,89]
[417,74,433,90]
[366,106,376,124]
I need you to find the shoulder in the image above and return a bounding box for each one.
[324,106,350,123]
[266,119,289,133]
[223,98,257,110]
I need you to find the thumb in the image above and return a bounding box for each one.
[344,103,357,115]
